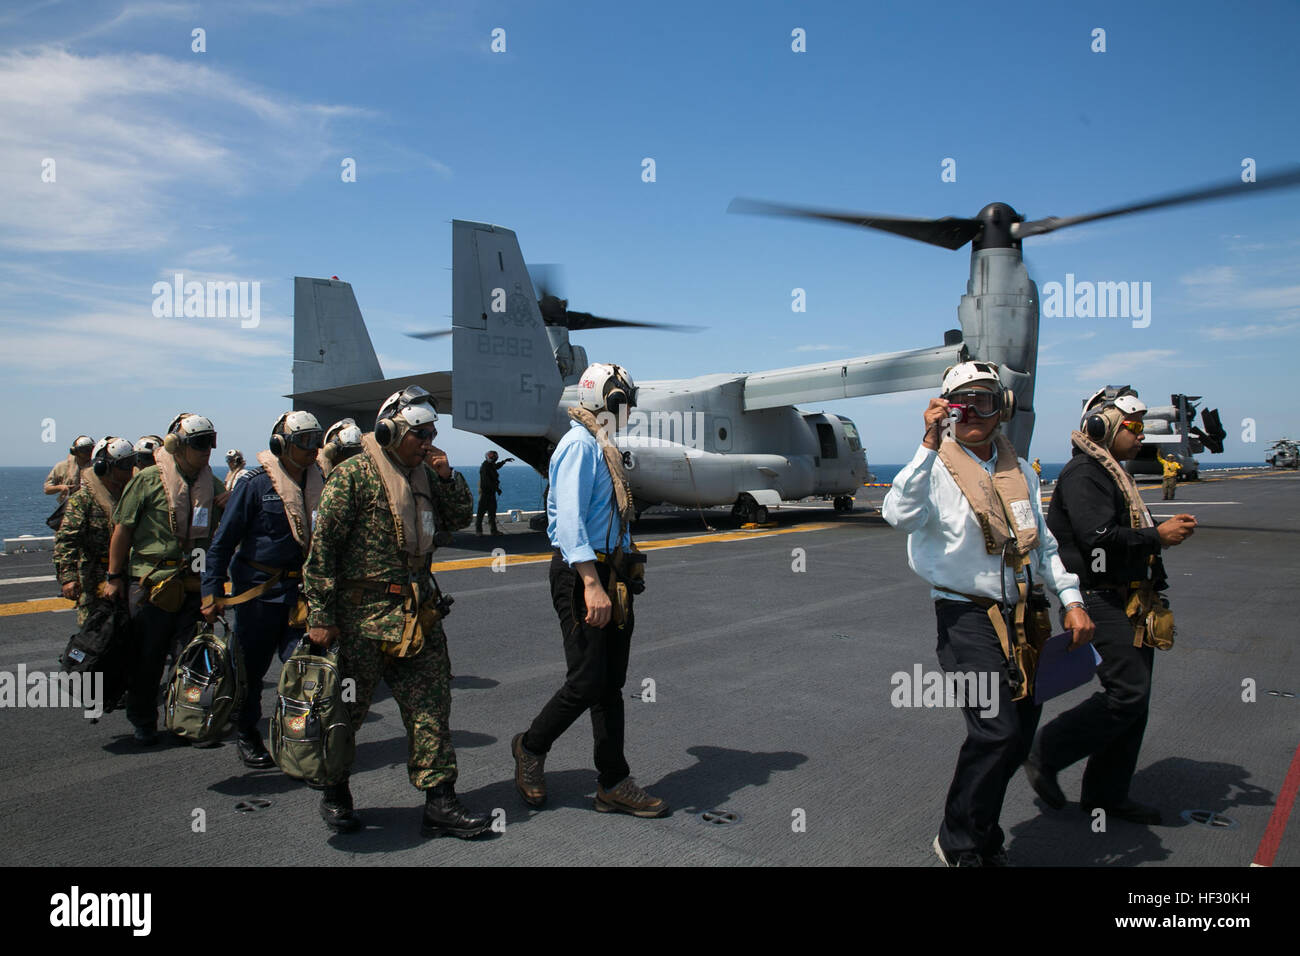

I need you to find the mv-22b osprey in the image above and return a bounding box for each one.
[289,167,1299,522]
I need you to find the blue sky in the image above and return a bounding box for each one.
[1,0,1297,467]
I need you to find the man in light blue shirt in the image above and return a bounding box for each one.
[512,363,667,819]
[883,361,1094,866]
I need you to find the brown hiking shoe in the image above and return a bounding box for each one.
[594,777,668,818]
[512,733,546,807]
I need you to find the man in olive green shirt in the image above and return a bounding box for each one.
[105,413,225,744]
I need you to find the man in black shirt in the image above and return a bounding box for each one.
[1025,387,1196,825]
[475,450,514,535]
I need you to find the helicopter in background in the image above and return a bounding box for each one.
[1266,439,1299,469]
[289,166,1300,523]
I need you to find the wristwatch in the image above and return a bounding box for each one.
[107,572,126,582]
[1063,601,1085,612]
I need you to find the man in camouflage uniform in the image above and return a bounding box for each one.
[303,386,492,839]
[54,438,135,628]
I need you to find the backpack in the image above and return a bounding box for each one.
[59,601,131,715]
[164,621,245,743]
[270,640,355,786]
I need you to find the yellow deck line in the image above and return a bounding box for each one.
[429,521,843,572]
[0,597,73,618]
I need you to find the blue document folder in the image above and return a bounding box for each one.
[1034,632,1103,704]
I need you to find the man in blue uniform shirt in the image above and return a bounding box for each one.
[512,363,667,818]
[883,361,1094,866]
[201,411,324,768]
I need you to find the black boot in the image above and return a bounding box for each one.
[319,778,362,833]
[421,782,492,839]
[237,729,274,769]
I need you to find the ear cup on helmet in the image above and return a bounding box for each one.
[375,418,396,448]
[93,458,108,477]
[269,434,284,455]
[1085,413,1108,442]
[1001,389,1016,422]
[163,433,181,454]
[605,388,627,417]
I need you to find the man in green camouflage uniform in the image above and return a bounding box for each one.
[54,438,136,627]
[303,386,492,839]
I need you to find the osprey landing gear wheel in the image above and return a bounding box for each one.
[833,495,854,513]
[732,493,768,525]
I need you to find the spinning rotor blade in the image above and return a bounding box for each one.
[728,197,982,250]
[1013,165,1300,240]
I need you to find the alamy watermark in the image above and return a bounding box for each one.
[595,406,707,451]
[890,665,999,718]
[1,666,103,719]
[152,272,261,328]
[1041,274,1151,328]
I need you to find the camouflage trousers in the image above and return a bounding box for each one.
[336,620,457,791]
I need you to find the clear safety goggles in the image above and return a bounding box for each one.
[947,389,1001,419]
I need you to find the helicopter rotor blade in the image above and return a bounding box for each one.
[728,197,982,250]
[404,328,453,341]
[1013,164,1300,240]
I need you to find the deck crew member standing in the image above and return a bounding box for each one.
[512,363,667,819]
[475,450,514,535]
[104,413,225,744]
[224,450,250,492]
[45,435,95,526]
[1025,388,1196,825]
[883,361,1093,866]
[133,435,162,475]
[302,386,491,838]
[201,412,325,769]
[1157,450,1181,501]
[55,437,135,628]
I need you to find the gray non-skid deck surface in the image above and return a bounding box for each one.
[0,471,1296,866]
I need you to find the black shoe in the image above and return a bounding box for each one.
[982,845,1011,867]
[132,724,157,746]
[421,782,492,839]
[237,730,274,769]
[319,779,362,833]
[933,835,982,867]
[1082,798,1161,825]
[1023,756,1066,810]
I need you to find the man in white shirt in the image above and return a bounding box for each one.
[883,361,1095,866]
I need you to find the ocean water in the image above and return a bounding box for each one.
[0,464,548,543]
[0,461,1268,544]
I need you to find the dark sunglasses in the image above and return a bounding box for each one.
[112,458,134,471]
[184,433,218,451]
[409,426,437,442]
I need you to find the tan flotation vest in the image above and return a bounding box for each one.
[255,451,323,554]
[938,435,1039,563]
[567,406,636,531]
[83,469,120,524]
[361,433,435,558]
[1070,430,1154,530]
[154,446,216,548]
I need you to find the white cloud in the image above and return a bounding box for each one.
[1074,349,1201,381]
[0,47,368,252]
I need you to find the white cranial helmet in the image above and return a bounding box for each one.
[325,419,363,449]
[941,361,1001,396]
[93,437,135,464]
[576,363,637,413]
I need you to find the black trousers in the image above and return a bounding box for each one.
[1031,589,1154,807]
[125,584,201,730]
[523,552,632,789]
[476,492,498,531]
[232,598,302,732]
[935,600,1041,857]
